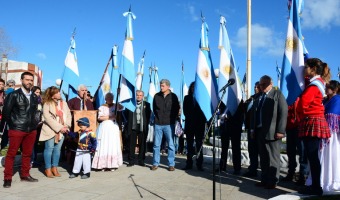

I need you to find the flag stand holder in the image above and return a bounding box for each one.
[197,87,228,200]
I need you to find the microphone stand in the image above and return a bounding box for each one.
[197,87,228,200]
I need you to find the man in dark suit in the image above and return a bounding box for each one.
[182,82,206,171]
[251,75,288,189]
[67,84,94,111]
[243,82,261,177]
[125,90,151,167]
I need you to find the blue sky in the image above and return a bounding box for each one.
[1,0,340,97]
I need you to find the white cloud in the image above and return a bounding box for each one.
[187,4,199,22]
[36,53,47,59]
[234,23,283,56]
[302,0,340,29]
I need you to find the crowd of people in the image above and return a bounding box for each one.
[0,58,339,197]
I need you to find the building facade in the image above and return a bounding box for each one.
[0,56,43,89]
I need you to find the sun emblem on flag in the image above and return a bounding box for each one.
[222,65,232,75]
[103,83,110,93]
[285,36,298,52]
[200,68,210,79]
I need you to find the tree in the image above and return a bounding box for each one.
[0,27,18,58]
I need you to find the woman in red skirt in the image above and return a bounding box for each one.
[297,58,331,196]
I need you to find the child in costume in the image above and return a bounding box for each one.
[68,117,97,179]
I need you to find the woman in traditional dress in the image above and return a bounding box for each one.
[319,80,340,191]
[92,92,123,171]
[39,86,71,178]
[297,58,331,196]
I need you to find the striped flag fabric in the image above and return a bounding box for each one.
[135,51,145,90]
[95,69,111,108]
[193,16,219,120]
[119,8,136,112]
[110,45,120,100]
[280,0,307,105]
[61,34,79,100]
[147,67,156,112]
[180,62,188,126]
[218,16,242,116]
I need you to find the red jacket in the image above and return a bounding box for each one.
[297,78,325,119]
[286,97,300,130]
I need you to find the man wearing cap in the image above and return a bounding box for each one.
[68,117,97,179]
[1,72,40,188]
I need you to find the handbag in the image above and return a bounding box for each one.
[175,120,184,137]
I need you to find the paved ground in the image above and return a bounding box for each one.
[0,153,326,200]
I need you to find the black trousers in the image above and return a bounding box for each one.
[286,128,308,176]
[186,130,204,167]
[220,122,241,171]
[303,137,322,189]
[128,127,145,164]
[247,129,258,173]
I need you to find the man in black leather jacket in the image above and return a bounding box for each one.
[0,72,39,188]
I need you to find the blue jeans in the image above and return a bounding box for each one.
[44,136,64,169]
[153,124,175,167]
[173,134,179,153]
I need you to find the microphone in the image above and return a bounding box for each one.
[219,78,235,93]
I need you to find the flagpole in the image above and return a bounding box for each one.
[246,0,252,99]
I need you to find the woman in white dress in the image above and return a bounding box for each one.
[320,80,340,191]
[92,93,123,171]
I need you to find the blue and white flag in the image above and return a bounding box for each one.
[154,66,160,92]
[180,62,188,126]
[194,17,218,121]
[95,69,111,108]
[135,51,145,90]
[119,9,137,112]
[280,0,307,105]
[147,68,156,112]
[218,16,242,116]
[61,35,79,100]
[110,45,119,99]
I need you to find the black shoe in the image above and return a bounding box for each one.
[138,162,146,167]
[69,173,78,178]
[182,165,193,170]
[295,176,306,186]
[20,175,38,182]
[197,166,204,171]
[233,170,241,175]
[215,167,226,172]
[243,171,257,177]
[281,173,294,181]
[298,186,323,196]
[3,180,11,188]
[127,163,135,167]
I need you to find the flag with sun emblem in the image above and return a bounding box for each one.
[194,16,218,121]
[218,16,242,116]
[95,69,111,108]
[119,7,136,112]
[280,0,306,105]
[61,32,79,100]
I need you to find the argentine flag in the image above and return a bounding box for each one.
[280,0,306,105]
[61,35,79,100]
[218,16,242,116]
[146,67,156,111]
[135,51,145,90]
[180,63,188,126]
[110,45,120,99]
[95,69,111,108]
[119,9,136,112]
[194,18,219,121]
